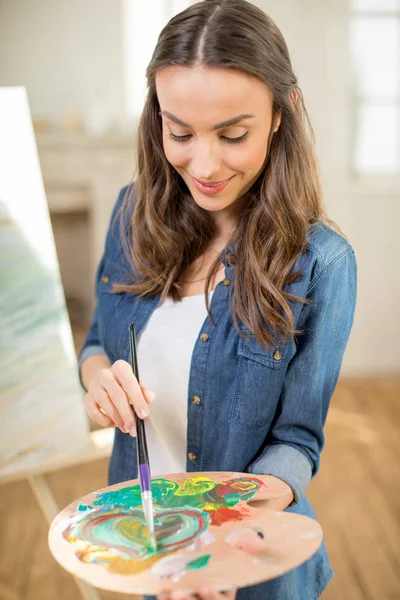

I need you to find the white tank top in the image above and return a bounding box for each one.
[137,291,213,475]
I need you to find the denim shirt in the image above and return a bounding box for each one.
[79,185,357,600]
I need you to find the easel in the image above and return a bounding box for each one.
[0,428,115,600]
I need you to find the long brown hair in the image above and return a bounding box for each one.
[117,0,328,348]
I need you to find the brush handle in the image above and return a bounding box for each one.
[129,324,151,493]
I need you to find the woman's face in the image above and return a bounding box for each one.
[156,64,280,220]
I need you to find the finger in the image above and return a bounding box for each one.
[198,590,235,600]
[84,393,114,428]
[225,528,264,555]
[139,380,156,402]
[222,590,237,600]
[94,382,126,430]
[97,371,131,429]
[111,360,150,421]
[168,593,197,600]
[141,386,156,403]
[197,590,219,600]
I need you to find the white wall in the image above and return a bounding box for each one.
[0,0,399,375]
[0,0,125,134]
[256,0,400,375]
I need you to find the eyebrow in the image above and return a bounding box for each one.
[160,110,255,130]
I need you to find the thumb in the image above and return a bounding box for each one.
[140,382,156,403]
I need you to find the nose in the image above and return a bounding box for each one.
[190,138,221,180]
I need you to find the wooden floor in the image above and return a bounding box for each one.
[0,377,399,600]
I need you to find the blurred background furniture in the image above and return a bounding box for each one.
[37,132,134,330]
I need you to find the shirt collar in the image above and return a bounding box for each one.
[221,241,237,267]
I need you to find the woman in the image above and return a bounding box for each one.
[79,1,357,599]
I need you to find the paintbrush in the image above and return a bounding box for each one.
[129,323,157,552]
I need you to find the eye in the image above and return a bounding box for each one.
[223,132,248,145]
[167,132,191,143]
[167,131,249,145]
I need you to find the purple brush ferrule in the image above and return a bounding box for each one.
[139,463,151,492]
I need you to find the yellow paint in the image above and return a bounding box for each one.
[174,476,217,496]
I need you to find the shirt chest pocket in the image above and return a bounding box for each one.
[229,330,297,431]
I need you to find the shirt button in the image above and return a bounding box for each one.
[226,252,236,265]
[200,333,209,342]
[101,275,110,284]
[188,452,197,461]
[273,350,282,361]
[222,279,231,286]
[192,396,201,405]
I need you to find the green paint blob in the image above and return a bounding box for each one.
[224,493,241,506]
[92,485,142,509]
[187,554,211,570]
[77,503,92,512]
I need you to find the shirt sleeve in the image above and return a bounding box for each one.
[247,248,357,506]
[77,185,131,390]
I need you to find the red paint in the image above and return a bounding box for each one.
[210,506,251,526]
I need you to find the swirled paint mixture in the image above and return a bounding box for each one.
[62,476,263,576]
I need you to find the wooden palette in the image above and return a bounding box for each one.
[48,471,323,595]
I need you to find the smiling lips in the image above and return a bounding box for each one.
[191,175,234,194]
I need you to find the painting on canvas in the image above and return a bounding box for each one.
[0,87,90,478]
